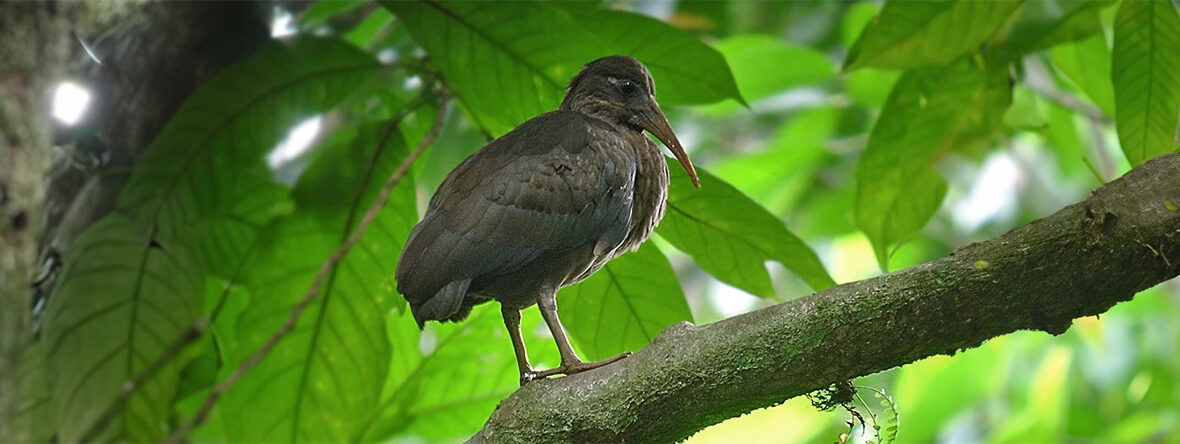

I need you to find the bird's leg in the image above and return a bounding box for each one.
[501,305,537,385]
[532,291,629,380]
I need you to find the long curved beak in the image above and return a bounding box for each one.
[638,101,700,188]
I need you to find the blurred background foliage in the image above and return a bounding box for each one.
[15,0,1180,443]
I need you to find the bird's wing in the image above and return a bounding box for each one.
[396,111,636,308]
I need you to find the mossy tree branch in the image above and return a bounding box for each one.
[473,153,1180,443]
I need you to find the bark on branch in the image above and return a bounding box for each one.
[473,153,1180,443]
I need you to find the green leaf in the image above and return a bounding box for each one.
[6,343,56,443]
[299,0,368,30]
[1051,31,1117,117]
[855,59,1012,270]
[994,0,1111,59]
[219,122,418,443]
[384,0,743,136]
[846,69,902,108]
[1003,86,1047,131]
[711,35,834,107]
[985,348,1072,442]
[115,37,380,268]
[577,8,746,108]
[1112,0,1180,166]
[174,277,252,403]
[873,389,900,444]
[844,0,1024,71]
[345,8,395,49]
[558,243,692,361]
[894,345,1005,442]
[1042,101,1087,177]
[711,107,839,209]
[41,214,205,442]
[841,2,882,49]
[659,162,835,297]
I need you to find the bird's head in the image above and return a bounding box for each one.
[561,55,699,187]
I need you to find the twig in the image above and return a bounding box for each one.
[1085,117,1115,183]
[1082,155,1107,185]
[1026,82,1110,124]
[1024,56,1116,181]
[167,90,450,443]
[1023,57,1110,124]
[1142,242,1172,268]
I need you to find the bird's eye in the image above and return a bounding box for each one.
[614,78,641,96]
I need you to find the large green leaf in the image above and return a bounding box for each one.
[41,214,205,442]
[558,242,691,361]
[6,343,56,443]
[840,2,898,108]
[344,8,395,49]
[1043,102,1087,177]
[855,59,1012,270]
[994,0,1111,59]
[659,162,835,297]
[1052,30,1117,117]
[1112,0,1180,166]
[219,122,418,443]
[705,35,834,113]
[986,347,1073,442]
[841,2,883,48]
[358,307,560,442]
[893,341,1007,442]
[844,0,1024,71]
[711,107,839,210]
[298,0,367,30]
[384,0,743,136]
[115,37,381,272]
[575,8,745,107]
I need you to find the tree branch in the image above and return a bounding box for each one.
[472,153,1180,443]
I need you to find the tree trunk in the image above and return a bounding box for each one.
[0,4,72,438]
[0,2,270,441]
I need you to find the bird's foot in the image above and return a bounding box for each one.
[519,352,631,384]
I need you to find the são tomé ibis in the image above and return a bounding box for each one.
[396,55,699,384]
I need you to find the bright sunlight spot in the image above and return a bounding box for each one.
[377,48,398,64]
[952,153,1022,232]
[707,280,758,317]
[51,81,92,126]
[825,233,879,282]
[271,8,296,38]
[687,397,826,444]
[403,75,422,90]
[266,116,322,169]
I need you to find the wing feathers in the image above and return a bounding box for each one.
[396,111,637,322]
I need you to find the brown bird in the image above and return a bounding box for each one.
[396,55,699,383]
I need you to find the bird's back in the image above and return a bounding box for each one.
[396,111,652,326]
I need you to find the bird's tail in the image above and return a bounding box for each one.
[409,278,471,329]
